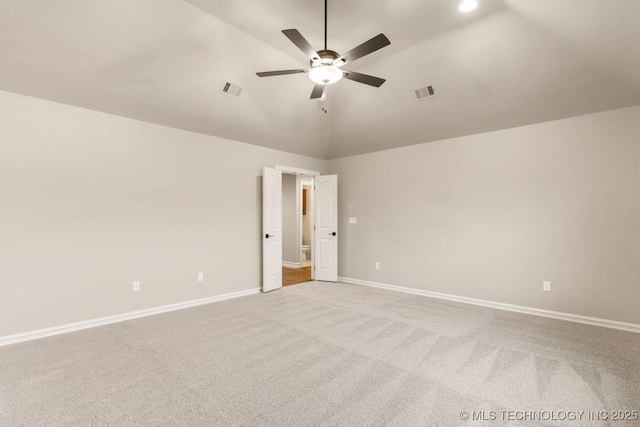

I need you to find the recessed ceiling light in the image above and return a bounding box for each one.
[459,0,478,12]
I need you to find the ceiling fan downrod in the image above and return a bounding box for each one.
[324,0,328,50]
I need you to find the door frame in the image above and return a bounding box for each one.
[275,165,320,178]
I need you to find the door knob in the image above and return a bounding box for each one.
[329,232,337,236]
[265,234,274,238]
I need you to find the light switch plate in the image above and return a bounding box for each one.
[349,217,357,224]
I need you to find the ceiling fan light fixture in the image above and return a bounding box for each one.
[255,0,390,97]
[308,66,343,85]
[458,0,478,12]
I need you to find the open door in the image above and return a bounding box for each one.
[314,175,338,282]
[262,167,282,292]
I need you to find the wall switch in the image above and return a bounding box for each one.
[349,217,358,224]
[197,273,204,282]
[375,262,380,270]
[133,281,140,292]
[543,281,551,292]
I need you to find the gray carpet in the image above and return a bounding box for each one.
[0,282,639,426]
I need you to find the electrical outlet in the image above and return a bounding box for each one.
[133,281,140,292]
[543,281,551,292]
[375,262,380,270]
[197,272,204,282]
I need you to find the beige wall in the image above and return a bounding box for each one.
[0,90,326,337]
[3,87,639,338]
[281,174,299,264]
[328,106,640,325]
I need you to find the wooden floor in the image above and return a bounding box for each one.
[282,266,312,286]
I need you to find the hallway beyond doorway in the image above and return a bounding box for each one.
[282,266,311,286]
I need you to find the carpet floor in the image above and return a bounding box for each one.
[0,282,638,426]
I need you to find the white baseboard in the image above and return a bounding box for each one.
[0,287,261,347]
[282,261,302,269]
[338,277,640,334]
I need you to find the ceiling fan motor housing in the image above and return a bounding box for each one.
[311,50,341,67]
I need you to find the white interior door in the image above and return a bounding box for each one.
[262,167,282,292]
[314,175,338,282]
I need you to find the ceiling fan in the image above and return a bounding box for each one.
[256,0,391,99]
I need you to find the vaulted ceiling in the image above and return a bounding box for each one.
[1,0,639,159]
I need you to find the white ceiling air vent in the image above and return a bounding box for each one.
[414,85,436,101]
[220,81,243,99]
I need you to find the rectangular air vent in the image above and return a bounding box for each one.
[220,81,243,98]
[414,85,435,101]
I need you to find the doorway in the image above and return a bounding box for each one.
[281,173,313,286]
[300,180,312,268]
[262,166,337,292]
[282,172,313,286]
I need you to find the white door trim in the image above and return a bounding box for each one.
[276,165,320,177]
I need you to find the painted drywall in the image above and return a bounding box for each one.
[328,106,640,325]
[282,174,299,264]
[0,90,326,337]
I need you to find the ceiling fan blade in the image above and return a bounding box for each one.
[342,70,386,87]
[282,29,320,61]
[334,34,390,65]
[310,84,325,99]
[256,69,309,77]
